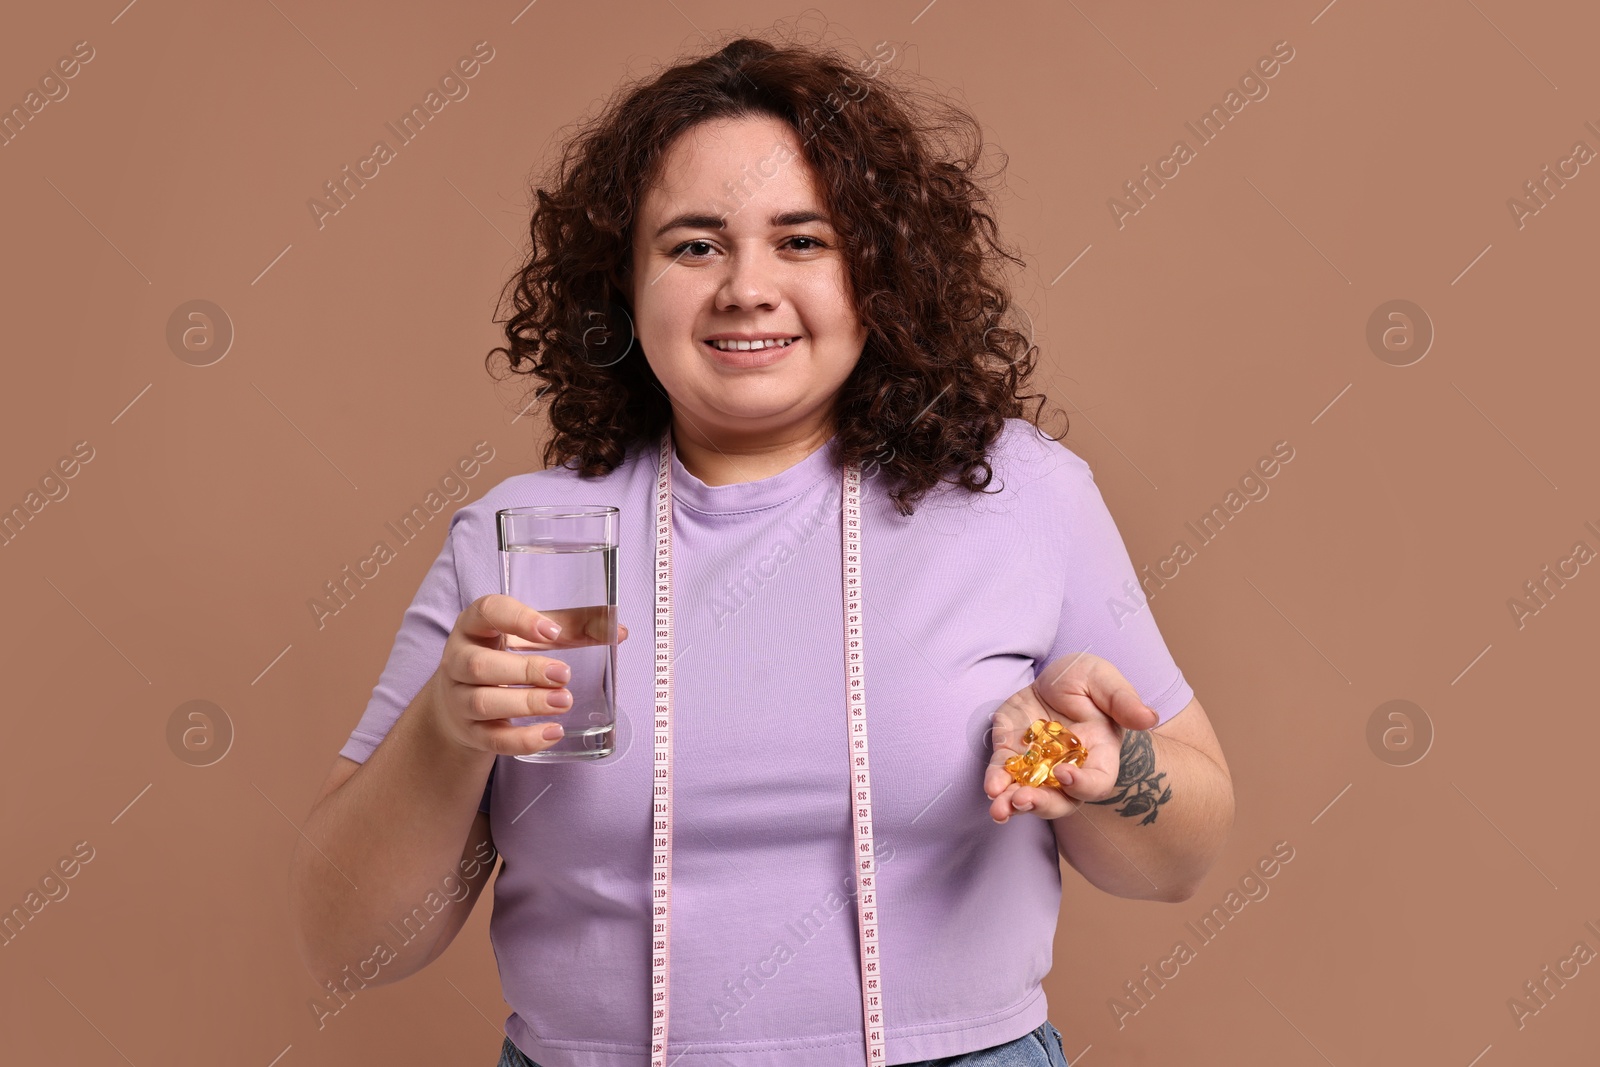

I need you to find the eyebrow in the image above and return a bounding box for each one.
[653,209,830,239]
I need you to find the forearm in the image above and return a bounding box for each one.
[288,674,497,985]
[1050,729,1233,902]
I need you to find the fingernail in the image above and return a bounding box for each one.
[538,620,562,640]
[543,725,563,740]
[548,689,572,708]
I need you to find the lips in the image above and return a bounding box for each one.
[703,336,801,352]
[701,336,801,367]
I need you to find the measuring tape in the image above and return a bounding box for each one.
[651,430,883,1066]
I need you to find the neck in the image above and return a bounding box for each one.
[669,418,835,487]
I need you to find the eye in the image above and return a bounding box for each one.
[669,239,717,258]
[785,236,826,251]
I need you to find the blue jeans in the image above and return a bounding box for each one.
[496,1022,1070,1066]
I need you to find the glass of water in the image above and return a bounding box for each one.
[495,505,619,762]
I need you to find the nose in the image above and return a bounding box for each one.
[715,242,781,312]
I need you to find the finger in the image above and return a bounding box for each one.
[990,780,1036,819]
[988,780,1021,822]
[1086,661,1158,730]
[1053,744,1117,801]
[1037,654,1158,730]
[462,594,567,650]
[446,644,572,689]
[990,781,1072,822]
[1010,783,1074,820]
[538,603,620,647]
[473,718,569,758]
[448,674,573,722]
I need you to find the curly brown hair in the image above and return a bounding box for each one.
[487,28,1065,516]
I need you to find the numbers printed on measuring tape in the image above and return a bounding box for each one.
[650,435,883,1067]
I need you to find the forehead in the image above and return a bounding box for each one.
[640,114,821,219]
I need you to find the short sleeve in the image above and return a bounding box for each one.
[337,512,496,814]
[1034,447,1195,727]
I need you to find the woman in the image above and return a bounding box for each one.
[289,33,1234,1067]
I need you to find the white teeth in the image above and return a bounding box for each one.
[707,337,798,351]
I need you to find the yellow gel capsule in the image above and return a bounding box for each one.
[1003,719,1087,791]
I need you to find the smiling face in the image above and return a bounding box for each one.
[625,113,868,455]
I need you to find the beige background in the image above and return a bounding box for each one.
[2,1,1596,1064]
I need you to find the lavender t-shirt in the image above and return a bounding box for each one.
[339,417,1194,1066]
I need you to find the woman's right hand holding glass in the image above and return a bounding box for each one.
[428,593,628,758]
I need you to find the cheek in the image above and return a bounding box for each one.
[797,269,860,336]
[631,274,698,341]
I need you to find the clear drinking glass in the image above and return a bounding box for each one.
[495,505,619,762]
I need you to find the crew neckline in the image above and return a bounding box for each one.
[663,431,840,516]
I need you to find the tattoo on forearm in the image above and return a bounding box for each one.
[1087,730,1172,825]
